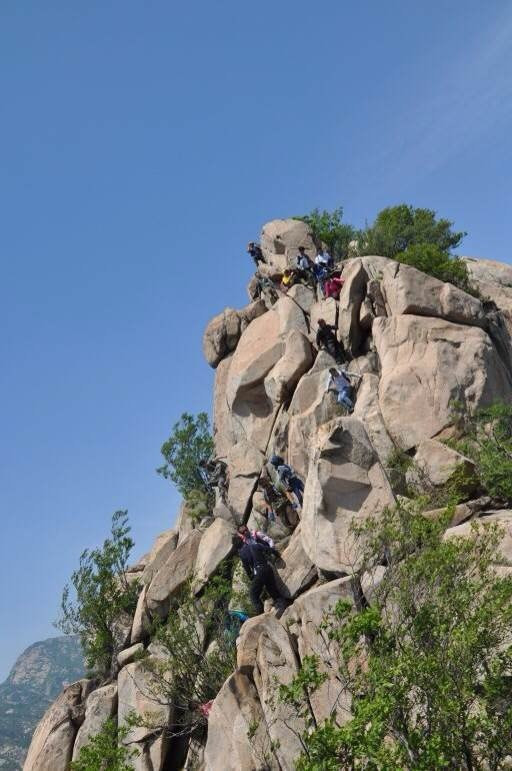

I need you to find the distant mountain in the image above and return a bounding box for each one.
[0,636,84,770]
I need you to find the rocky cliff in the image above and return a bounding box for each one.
[0,636,83,770]
[24,219,512,770]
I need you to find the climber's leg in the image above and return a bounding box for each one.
[250,571,265,615]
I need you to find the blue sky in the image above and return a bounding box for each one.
[1,0,511,679]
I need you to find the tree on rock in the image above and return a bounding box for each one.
[296,207,358,261]
[360,204,465,258]
[56,510,140,676]
[279,501,512,769]
[157,412,214,499]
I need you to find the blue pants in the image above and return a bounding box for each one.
[288,476,304,505]
[337,386,354,410]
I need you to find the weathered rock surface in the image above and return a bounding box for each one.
[146,530,202,618]
[203,302,267,368]
[72,683,118,760]
[409,438,476,489]
[374,314,512,449]
[253,615,305,771]
[226,439,265,522]
[261,218,316,271]
[141,529,178,586]
[301,417,395,573]
[276,525,316,598]
[24,679,93,771]
[192,517,235,593]
[118,660,171,745]
[205,671,275,771]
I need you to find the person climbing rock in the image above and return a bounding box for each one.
[280,268,296,292]
[257,478,297,526]
[237,524,275,548]
[295,246,316,287]
[198,458,229,502]
[247,241,265,268]
[327,367,362,412]
[315,251,334,269]
[255,272,279,304]
[316,318,346,363]
[232,534,286,616]
[269,455,304,506]
[324,274,344,299]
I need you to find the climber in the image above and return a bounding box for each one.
[324,274,344,300]
[316,318,346,363]
[257,478,297,527]
[255,272,279,304]
[232,534,287,616]
[327,367,362,412]
[198,458,229,502]
[315,251,334,270]
[247,241,265,268]
[237,524,275,549]
[295,246,316,287]
[281,268,296,292]
[269,455,304,506]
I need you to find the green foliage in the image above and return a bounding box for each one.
[296,207,358,260]
[70,719,138,771]
[182,488,212,527]
[385,447,414,496]
[137,567,237,741]
[360,204,465,258]
[396,243,472,292]
[56,511,139,676]
[453,402,512,504]
[157,412,214,499]
[279,501,512,769]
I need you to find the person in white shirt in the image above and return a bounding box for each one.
[326,367,362,411]
[315,251,333,269]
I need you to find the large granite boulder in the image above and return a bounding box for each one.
[205,671,276,771]
[227,439,265,522]
[72,683,118,760]
[192,517,235,593]
[253,615,306,770]
[409,438,477,490]
[203,301,267,369]
[141,529,178,586]
[374,314,512,449]
[301,417,395,574]
[261,218,316,272]
[264,329,313,403]
[276,525,316,599]
[24,679,94,771]
[118,660,171,745]
[146,530,202,618]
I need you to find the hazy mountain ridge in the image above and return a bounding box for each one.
[0,636,84,770]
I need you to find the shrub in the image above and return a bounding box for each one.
[395,243,471,291]
[70,719,138,771]
[135,567,239,742]
[278,501,512,769]
[295,207,358,260]
[453,402,512,504]
[359,204,465,258]
[56,511,140,676]
[157,412,214,499]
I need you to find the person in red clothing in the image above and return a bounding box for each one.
[324,274,345,299]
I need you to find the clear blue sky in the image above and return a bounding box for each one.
[1,0,511,679]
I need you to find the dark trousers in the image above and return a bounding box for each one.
[289,476,304,505]
[250,564,281,615]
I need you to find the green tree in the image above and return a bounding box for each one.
[279,501,512,769]
[157,412,214,499]
[134,568,240,743]
[395,243,471,290]
[56,511,140,676]
[296,207,358,260]
[454,402,512,504]
[70,719,138,771]
[360,204,466,258]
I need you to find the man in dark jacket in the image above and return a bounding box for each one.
[316,318,346,363]
[247,241,265,268]
[233,535,287,615]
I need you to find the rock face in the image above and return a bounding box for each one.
[24,679,93,771]
[25,227,512,771]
